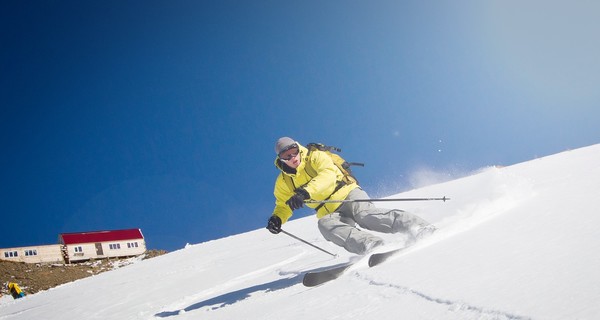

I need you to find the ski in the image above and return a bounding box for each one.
[368,248,404,267]
[302,262,354,287]
[302,248,406,287]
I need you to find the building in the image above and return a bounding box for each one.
[1,244,63,264]
[59,229,147,263]
[0,228,147,264]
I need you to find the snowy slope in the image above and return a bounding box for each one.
[2,144,600,320]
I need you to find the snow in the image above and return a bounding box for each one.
[2,144,600,320]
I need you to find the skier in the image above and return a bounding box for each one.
[266,137,437,255]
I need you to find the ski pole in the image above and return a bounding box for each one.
[280,230,338,258]
[305,196,450,204]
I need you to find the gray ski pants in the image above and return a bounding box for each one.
[317,188,430,255]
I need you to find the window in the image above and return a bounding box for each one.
[109,243,121,250]
[4,251,18,258]
[24,249,38,256]
[73,246,84,256]
[127,242,139,248]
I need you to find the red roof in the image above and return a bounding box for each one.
[60,229,144,245]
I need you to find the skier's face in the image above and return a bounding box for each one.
[280,147,301,168]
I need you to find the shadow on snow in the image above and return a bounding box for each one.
[155,274,304,317]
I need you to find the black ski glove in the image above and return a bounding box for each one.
[266,215,282,234]
[286,188,310,210]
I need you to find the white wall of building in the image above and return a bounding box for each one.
[0,244,63,264]
[66,239,147,262]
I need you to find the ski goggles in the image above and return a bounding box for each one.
[279,145,299,161]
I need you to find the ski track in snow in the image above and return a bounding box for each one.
[352,273,532,320]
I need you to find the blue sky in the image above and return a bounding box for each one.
[2,1,599,252]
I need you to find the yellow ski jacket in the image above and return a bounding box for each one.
[8,282,24,299]
[272,144,359,223]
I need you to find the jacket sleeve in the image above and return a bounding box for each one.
[272,174,295,223]
[302,150,339,201]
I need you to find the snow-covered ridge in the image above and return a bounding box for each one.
[2,144,599,320]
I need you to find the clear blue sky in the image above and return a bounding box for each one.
[2,1,599,251]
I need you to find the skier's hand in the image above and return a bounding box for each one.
[286,188,309,210]
[266,216,282,234]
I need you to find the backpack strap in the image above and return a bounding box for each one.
[303,146,348,212]
[304,146,318,179]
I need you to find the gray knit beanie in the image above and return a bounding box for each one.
[275,137,297,155]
